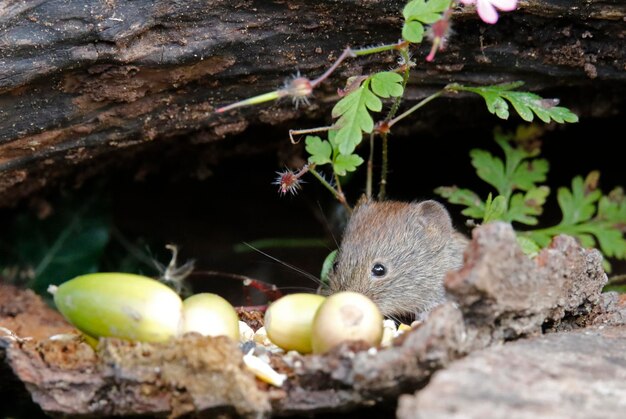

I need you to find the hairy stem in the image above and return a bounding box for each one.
[370,47,411,201]
[385,48,412,122]
[310,41,408,88]
[378,132,389,201]
[334,173,346,203]
[388,90,445,128]
[289,126,333,144]
[309,168,352,213]
[366,132,375,199]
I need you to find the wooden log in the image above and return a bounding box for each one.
[0,0,624,205]
[3,222,625,417]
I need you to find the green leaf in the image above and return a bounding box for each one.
[526,173,626,269]
[331,83,382,155]
[453,82,579,124]
[557,176,602,226]
[507,186,550,225]
[402,21,425,43]
[470,149,507,193]
[438,129,626,268]
[401,0,449,43]
[594,228,626,259]
[320,249,338,286]
[371,72,404,98]
[576,233,597,249]
[516,235,541,257]
[549,106,579,123]
[480,92,510,119]
[484,194,507,223]
[333,153,364,176]
[3,193,111,296]
[525,230,552,248]
[305,135,332,165]
[434,186,485,219]
[469,136,549,200]
[403,0,449,23]
[511,159,549,191]
[604,275,626,293]
[597,188,626,222]
[604,283,626,293]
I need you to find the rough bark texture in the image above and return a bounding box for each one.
[0,0,625,206]
[2,223,626,417]
[398,324,626,419]
[4,336,271,418]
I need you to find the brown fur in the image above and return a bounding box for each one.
[327,200,468,318]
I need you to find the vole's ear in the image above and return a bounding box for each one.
[352,194,372,214]
[413,200,453,244]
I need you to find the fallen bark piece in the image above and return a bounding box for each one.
[0,283,74,340]
[98,336,271,418]
[397,324,626,419]
[445,222,608,345]
[4,335,270,418]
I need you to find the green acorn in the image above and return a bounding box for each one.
[50,273,183,343]
[182,293,240,340]
[264,293,326,353]
[311,291,383,354]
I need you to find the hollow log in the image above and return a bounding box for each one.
[0,0,624,206]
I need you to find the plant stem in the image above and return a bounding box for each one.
[309,168,352,213]
[378,132,389,201]
[289,126,333,144]
[216,90,283,113]
[385,48,412,122]
[366,132,374,199]
[369,47,411,201]
[352,41,408,57]
[387,90,445,128]
[334,173,346,203]
[310,41,408,88]
[523,223,593,239]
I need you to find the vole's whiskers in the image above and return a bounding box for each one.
[242,242,323,287]
[275,285,319,293]
[316,201,340,249]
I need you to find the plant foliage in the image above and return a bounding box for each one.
[449,82,579,123]
[402,0,450,43]
[0,194,111,295]
[331,73,403,155]
[306,71,404,175]
[436,129,626,270]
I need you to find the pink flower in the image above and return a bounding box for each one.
[426,12,453,62]
[460,0,517,24]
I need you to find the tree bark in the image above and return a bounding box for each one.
[3,222,625,417]
[0,0,624,205]
[398,324,626,419]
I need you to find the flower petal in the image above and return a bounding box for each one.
[477,0,499,24]
[492,0,517,11]
[460,0,476,4]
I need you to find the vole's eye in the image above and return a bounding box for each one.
[332,261,339,272]
[371,263,387,278]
